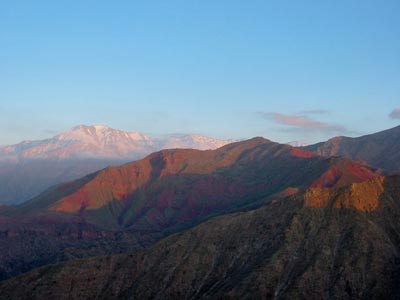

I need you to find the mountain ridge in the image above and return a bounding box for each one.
[0,137,379,280]
[304,125,400,172]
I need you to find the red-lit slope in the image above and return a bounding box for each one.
[0,137,379,281]
[18,137,378,231]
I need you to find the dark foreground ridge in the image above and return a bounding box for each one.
[1,176,400,300]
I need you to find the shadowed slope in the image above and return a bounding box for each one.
[0,159,125,206]
[3,176,400,300]
[305,125,400,172]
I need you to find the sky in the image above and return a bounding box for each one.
[1,0,400,145]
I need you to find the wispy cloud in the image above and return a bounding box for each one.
[389,108,400,119]
[259,112,348,133]
[300,109,330,115]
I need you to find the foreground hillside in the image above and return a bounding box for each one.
[305,125,400,172]
[0,137,378,280]
[2,176,400,300]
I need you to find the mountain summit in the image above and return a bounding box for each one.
[41,124,157,159]
[0,124,235,161]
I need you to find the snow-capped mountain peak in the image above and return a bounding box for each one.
[160,134,237,150]
[56,125,151,144]
[287,141,309,147]
[0,125,235,161]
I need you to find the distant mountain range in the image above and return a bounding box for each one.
[304,125,400,172]
[287,140,308,147]
[0,124,235,161]
[0,125,235,204]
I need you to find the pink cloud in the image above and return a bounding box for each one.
[260,112,347,133]
[389,108,400,119]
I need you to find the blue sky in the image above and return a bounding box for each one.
[1,0,399,145]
